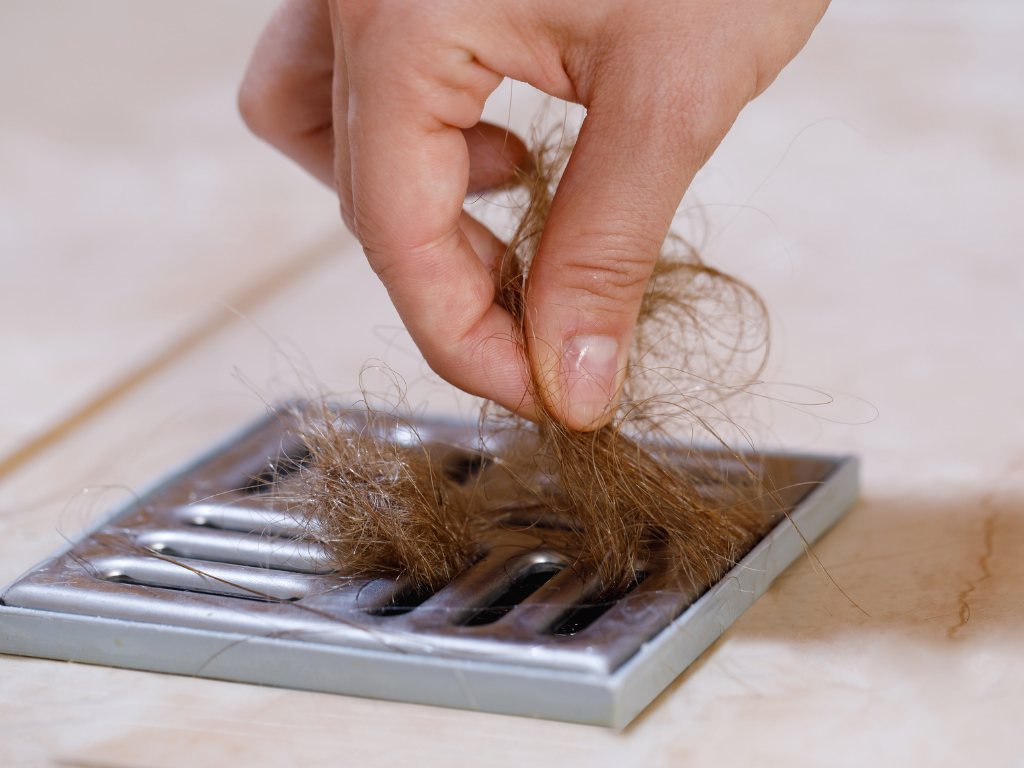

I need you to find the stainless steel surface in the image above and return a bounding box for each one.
[0,409,859,726]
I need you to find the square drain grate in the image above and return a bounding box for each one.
[0,409,857,727]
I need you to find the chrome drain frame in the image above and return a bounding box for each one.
[0,410,858,727]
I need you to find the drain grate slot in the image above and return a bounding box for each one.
[170,504,310,539]
[464,564,563,627]
[92,556,316,601]
[104,573,281,603]
[369,585,435,617]
[136,529,331,574]
[552,572,647,637]
[442,451,491,484]
[244,445,311,495]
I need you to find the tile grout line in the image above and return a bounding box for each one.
[0,230,352,484]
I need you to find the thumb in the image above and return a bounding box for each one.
[525,101,716,431]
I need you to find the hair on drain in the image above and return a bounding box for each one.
[271,130,782,595]
[0,126,862,729]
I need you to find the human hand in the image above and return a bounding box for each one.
[240,0,829,429]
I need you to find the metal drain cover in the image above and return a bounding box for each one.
[0,410,857,727]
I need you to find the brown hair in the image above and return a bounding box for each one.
[278,133,780,595]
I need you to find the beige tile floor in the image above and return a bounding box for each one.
[2,0,1023,765]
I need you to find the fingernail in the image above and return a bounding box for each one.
[560,335,620,429]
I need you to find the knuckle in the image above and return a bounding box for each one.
[238,64,334,144]
[237,72,303,144]
[237,77,273,137]
[360,225,461,283]
[554,246,656,310]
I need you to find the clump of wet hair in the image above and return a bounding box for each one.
[277,132,779,593]
[282,412,486,588]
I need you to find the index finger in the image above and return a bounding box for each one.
[339,15,534,415]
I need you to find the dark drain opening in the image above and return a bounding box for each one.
[552,572,647,637]
[104,574,297,603]
[442,451,491,484]
[464,565,563,626]
[370,586,435,617]
[244,446,311,494]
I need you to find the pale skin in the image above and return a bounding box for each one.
[239,0,830,430]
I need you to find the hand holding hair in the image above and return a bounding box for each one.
[239,0,829,430]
